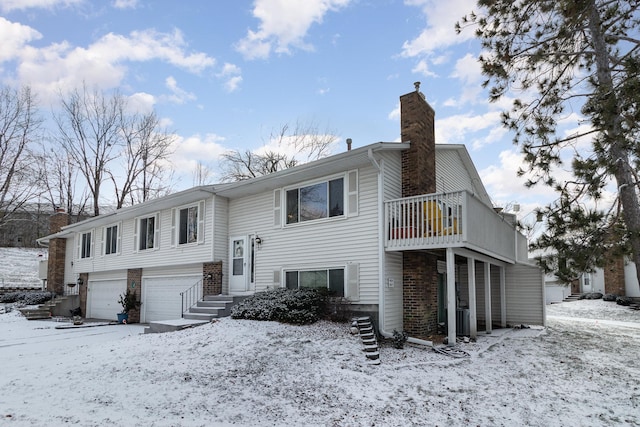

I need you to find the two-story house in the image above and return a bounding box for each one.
[38,85,545,344]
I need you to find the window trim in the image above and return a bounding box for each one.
[283,266,346,297]
[283,173,347,227]
[102,222,121,256]
[77,230,94,260]
[135,213,160,252]
[172,200,205,247]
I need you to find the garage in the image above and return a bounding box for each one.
[87,279,127,320]
[142,275,202,322]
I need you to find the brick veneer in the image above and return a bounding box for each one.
[402,252,439,338]
[399,84,439,339]
[46,211,70,295]
[604,256,626,296]
[126,268,143,323]
[400,86,436,198]
[79,272,88,314]
[203,261,223,295]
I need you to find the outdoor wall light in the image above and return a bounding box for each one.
[76,277,84,286]
[204,273,213,281]
[255,235,263,246]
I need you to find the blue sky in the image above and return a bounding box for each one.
[0,0,554,226]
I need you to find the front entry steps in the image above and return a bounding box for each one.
[19,295,79,320]
[144,295,245,334]
[353,316,380,365]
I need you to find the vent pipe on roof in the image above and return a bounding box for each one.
[346,138,352,151]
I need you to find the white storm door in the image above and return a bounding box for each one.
[229,236,248,293]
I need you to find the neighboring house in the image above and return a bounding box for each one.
[37,85,545,344]
[540,252,640,304]
[0,205,52,248]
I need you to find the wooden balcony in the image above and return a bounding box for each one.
[384,191,527,264]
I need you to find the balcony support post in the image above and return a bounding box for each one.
[446,247,456,346]
[484,262,492,334]
[467,257,477,340]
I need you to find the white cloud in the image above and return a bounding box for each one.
[7,27,215,103]
[170,133,227,181]
[411,59,437,78]
[401,0,477,58]
[224,76,243,93]
[126,92,156,114]
[0,0,81,12]
[0,17,42,63]
[479,149,559,208]
[217,62,242,92]
[235,0,351,60]
[163,76,196,104]
[434,111,502,146]
[112,0,138,9]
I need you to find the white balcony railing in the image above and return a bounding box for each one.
[385,191,520,263]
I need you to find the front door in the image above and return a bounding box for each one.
[229,236,248,293]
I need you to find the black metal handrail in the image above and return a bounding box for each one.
[180,279,203,318]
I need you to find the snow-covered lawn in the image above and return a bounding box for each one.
[0,247,45,288]
[1,299,639,426]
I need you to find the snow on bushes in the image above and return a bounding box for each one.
[230,288,327,324]
[0,291,54,305]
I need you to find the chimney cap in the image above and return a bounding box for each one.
[414,81,420,92]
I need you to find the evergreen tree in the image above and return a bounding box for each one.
[458,1,640,286]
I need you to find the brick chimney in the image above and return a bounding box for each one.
[47,208,70,295]
[400,81,436,197]
[399,82,439,339]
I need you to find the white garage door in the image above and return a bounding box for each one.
[87,279,127,320]
[142,276,202,322]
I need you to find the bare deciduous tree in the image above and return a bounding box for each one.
[111,111,175,208]
[219,120,338,182]
[54,84,175,214]
[0,85,42,228]
[54,85,121,216]
[192,160,214,186]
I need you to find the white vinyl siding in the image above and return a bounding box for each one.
[435,148,493,207]
[230,163,380,305]
[381,151,404,332]
[505,263,545,326]
[70,198,216,275]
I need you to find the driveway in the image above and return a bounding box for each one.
[0,312,147,378]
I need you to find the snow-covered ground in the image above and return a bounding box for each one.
[0,247,46,288]
[0,299,639,426]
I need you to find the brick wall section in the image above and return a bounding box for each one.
[400,87,436,197]
[399,85,439,339]
[46,211,70,295]
[402,252,439,338]
[604,256,626,296]
[126,268,143,323]
[79,272,88,315]
[203,261,223,295]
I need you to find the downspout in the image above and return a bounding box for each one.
[369,149,389,340]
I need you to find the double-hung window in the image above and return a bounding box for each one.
[285,268,345,296]
[104,224,119,255]
[179,206,198,244]
[79,231,92,259]
[138,215,158,251]
[286,177,344,224]
[172,201,205,247]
